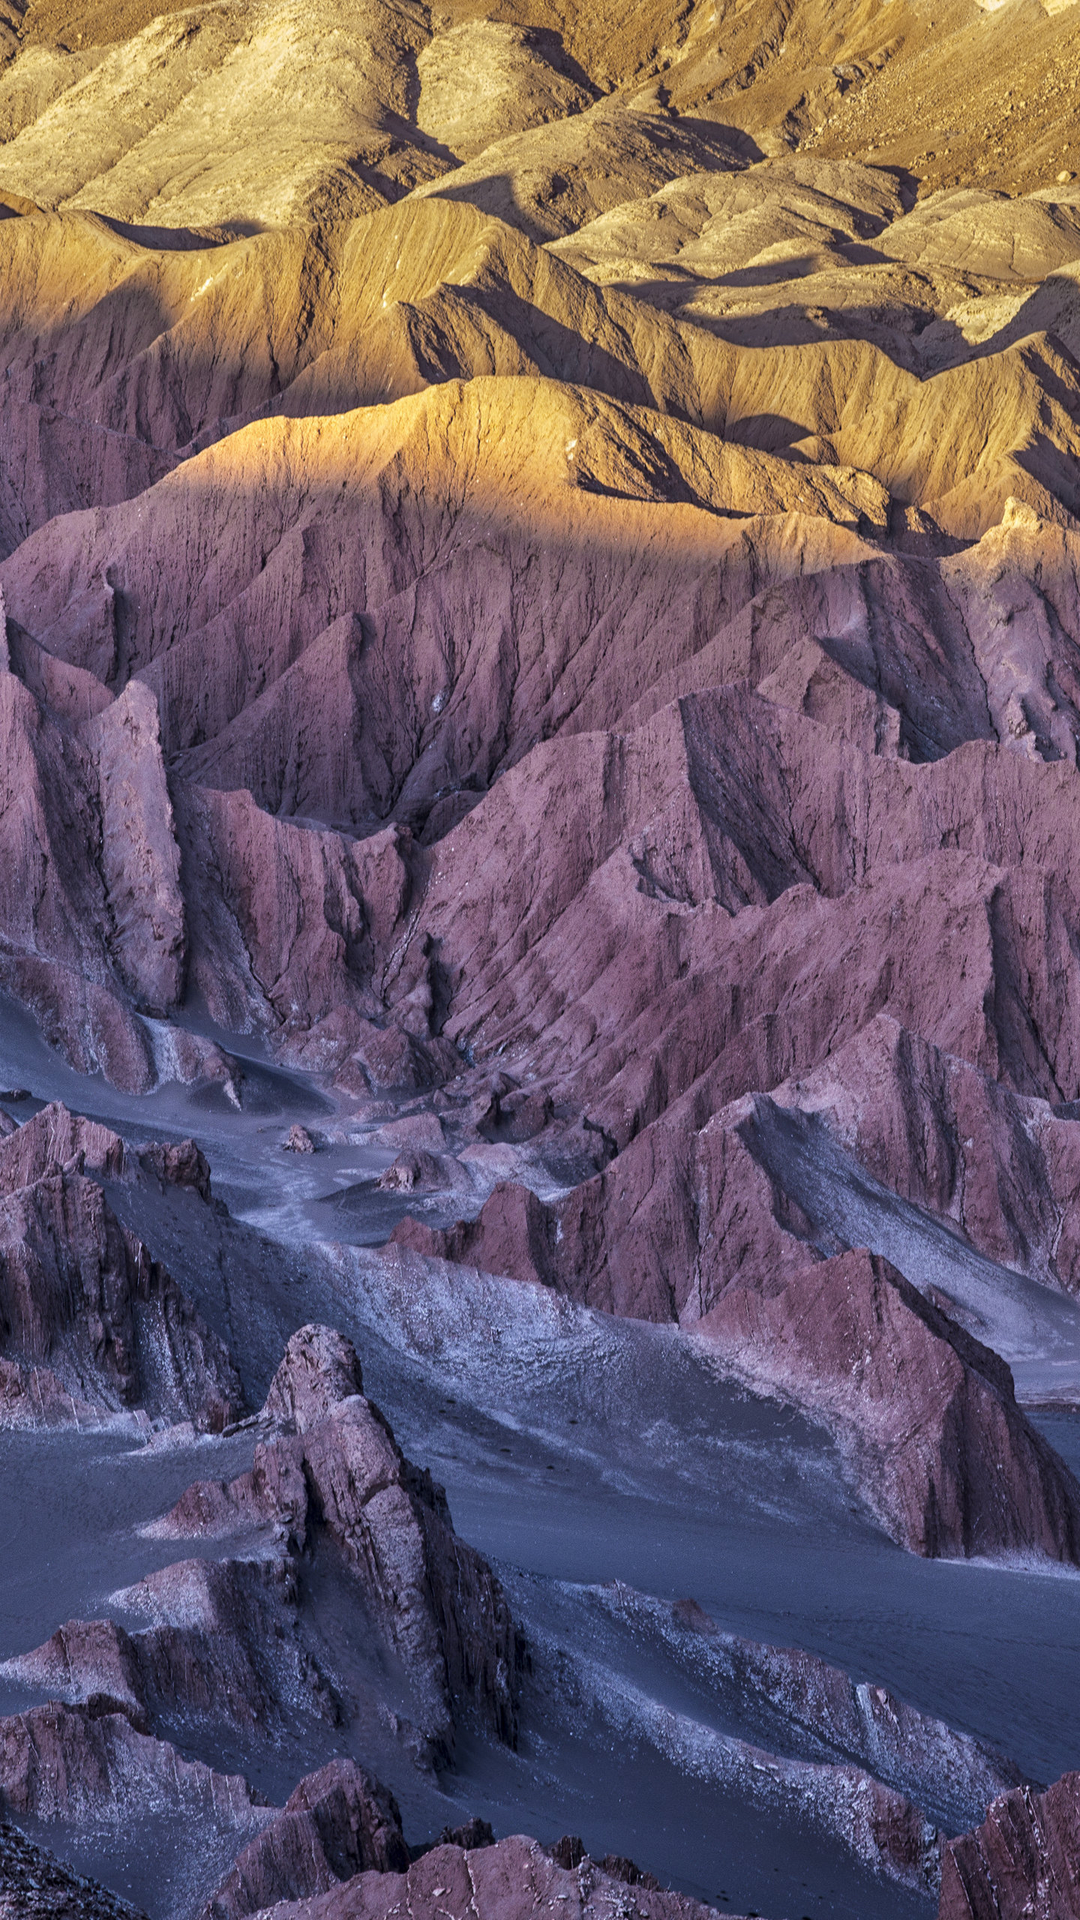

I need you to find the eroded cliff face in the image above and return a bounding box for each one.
[0,1,1079,1915]
[0,1321,522,1773]
[0,1099,239,1429]
[939,1772,1080,1920]
[198,1760,411,1920]
[147,1325,523,1759]
[211,1836,751,1920]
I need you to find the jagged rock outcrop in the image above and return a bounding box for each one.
[5,332,1080,1107]
[260,1323,366,1433]
[0,1699,264,1828]
[83,679,185,1017]
[0,640,228,1090]
[0,1119,240,1426]
[1,4,1080,1911]
[752,1018,1080,1298]
[0,1099,211,1199]
[150,1326,521,1755]
[233,1836,740,1920]
[1,1616,149,1729]
[2,1555,336,1736]
[939,1771,1080,1920]
[199,1761,409,1920]
[701,1250,1080,1561]
[0,1104,127,1191]
[0,1709,427,1920]
[395,1189,1080,1560]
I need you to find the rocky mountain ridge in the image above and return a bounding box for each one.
[0,1,1079,1917]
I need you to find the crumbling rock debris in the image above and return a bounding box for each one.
[0,1820,147,1920]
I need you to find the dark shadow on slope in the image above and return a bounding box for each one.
[92,215,242,250]
[708,249,886,290]
[723,411,813,451]
[416,171,581,245]
[664,115,764,165]
[421,282,657,409]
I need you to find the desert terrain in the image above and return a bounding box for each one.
[0,2,1079,1918]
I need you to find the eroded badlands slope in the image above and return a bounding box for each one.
[1,2,1080,1918]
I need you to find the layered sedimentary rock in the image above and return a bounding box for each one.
[148,1326,520,1756]
[199,1761,409,1920]
[0,1163,241,1427]
[232,1836,739,1920]
[939,1771,1080,1920]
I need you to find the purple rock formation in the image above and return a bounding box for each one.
[151,1326,521,1755]
[199,1761,410,1920]
[939,1771,1080,1920]
[0,1700,263,1827]
[393,1199,1080,1561]
[0,1101,236,1425]
[4,1555,337,1738]
[0,1166,242,1427]
[232,1835,744,1920]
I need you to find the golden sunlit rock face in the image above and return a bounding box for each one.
[0,6,1080,1920]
